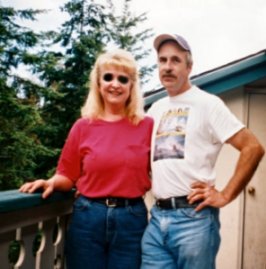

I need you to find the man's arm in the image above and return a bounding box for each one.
[188,128,264,211]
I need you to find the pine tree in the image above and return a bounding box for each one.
[106,0,156,85]
[0,6,55,189]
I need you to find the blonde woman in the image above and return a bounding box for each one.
[20,49,153,269]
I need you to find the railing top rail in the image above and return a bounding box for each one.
[0,189,75,213]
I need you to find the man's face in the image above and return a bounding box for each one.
[157,41,192,97]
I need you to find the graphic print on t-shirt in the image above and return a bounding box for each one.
[154,107,189,161]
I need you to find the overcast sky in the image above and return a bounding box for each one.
[2,0,266,91]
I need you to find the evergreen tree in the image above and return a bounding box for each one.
[106,0,156,85]
[0,6,54,189]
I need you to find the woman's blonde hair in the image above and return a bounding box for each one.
[81,49,144,125]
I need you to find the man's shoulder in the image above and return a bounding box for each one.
[192,85,222,104]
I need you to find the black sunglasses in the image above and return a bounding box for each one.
[102,73,130,85]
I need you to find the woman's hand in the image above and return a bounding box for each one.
[19,179,55,199]
[19,174,74,199]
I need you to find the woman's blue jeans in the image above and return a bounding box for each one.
[141,205,221,269]
[65,195,148,269]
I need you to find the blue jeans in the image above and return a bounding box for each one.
[141,205,221,269]
[65,195,148,269]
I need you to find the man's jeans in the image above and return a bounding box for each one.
[141,205,221,269]
[65,195,148,269]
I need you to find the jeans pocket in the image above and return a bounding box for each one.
[180,207,211,219]
[73,195,91,211]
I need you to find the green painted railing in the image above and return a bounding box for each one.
[0,190,75,269]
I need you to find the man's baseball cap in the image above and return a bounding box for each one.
[153,34,191,53]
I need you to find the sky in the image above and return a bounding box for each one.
[2,0,266,91]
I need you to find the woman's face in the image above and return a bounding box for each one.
[99,66,132,110]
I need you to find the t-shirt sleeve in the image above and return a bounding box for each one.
[208,98,245,143]
[56,120,83,181]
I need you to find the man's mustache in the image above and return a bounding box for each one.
[162,73,177,79]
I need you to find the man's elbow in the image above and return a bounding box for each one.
[259,144,265,159]
[253,142,265,161]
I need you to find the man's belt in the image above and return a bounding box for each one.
[156,196,201,209]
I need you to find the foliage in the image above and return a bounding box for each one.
[106,0,155,85]
[0,7,55,190]
[8,240,20,264]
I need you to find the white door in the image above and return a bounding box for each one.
[242,93,266,269]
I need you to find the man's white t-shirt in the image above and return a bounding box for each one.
[148,86,244,199]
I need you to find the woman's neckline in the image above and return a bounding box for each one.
[98,115,127,123]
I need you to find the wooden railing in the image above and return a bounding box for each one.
[0,190,75,269]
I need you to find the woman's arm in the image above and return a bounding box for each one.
[19,174,74,199]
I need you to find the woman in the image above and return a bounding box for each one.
[20,49,153,269]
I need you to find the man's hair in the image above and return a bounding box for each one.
[185,51,193,67]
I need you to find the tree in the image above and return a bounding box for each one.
[106,0,156,85]
[0,6,55,189]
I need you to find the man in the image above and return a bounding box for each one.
[141,34,265,269]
